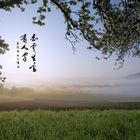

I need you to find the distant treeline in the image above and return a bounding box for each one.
[0,84,34,94]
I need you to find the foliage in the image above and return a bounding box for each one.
[0,36,8,55]
[0,110,140,140]
[0,37,8,80]
[0,0,140,68]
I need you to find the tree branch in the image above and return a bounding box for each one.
[51,0,97,48]
[51,0,77,28]
[0,0,22,8]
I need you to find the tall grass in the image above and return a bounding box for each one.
[0,110,140,140]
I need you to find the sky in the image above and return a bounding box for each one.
[0,1,140,90]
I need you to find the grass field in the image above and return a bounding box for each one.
[0,110,140,140]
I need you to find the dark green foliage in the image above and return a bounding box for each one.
[0,110,140,140]
[0,36,9,55]
[0,36,9,78]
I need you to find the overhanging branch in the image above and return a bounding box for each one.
[51,0,77,28]
[0,0,22,8]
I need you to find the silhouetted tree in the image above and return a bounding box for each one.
[0,0,140,68]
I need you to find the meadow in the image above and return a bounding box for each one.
[0,110,140,140]
[0,86,140,139]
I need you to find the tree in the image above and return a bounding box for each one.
[0,37,8,81]
[0,0,140,69]
[0,37,8,54]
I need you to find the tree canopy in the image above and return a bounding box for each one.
[0,0,140,68]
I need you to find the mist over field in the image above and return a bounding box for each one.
[0,75,140,104]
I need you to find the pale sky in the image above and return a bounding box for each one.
[0,2,140,88]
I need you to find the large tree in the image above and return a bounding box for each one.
[0,0,140,69]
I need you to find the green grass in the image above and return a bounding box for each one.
[0,110,140,140]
